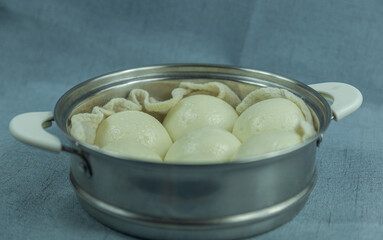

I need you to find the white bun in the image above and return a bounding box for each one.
[233,131,302,160]
[102,139,162,162]
[164,126,240,164]
[233,98,304,142]
[163,95,238,141]
[95,111,172,158]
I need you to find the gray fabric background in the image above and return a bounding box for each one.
[1,0,382,239]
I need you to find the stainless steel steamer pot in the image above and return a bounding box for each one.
[10,64,362,240]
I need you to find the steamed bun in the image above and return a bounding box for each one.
[164,127,241,164]
[102,139,162,162]
[232,131,302,160]
[95,111,172,158]
[163,95,238,141]
[233,98,305,142]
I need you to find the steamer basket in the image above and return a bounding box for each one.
[10,64,363,240]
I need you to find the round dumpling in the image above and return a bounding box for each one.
[95,111,172,158]
[101,139,162,162]
[232,131,302,160]
[163,95,238,141]
[164,126,241,164]
[233,98,305,142]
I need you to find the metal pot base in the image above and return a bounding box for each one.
[71,171,316,240]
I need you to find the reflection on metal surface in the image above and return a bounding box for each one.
[70,173,317,228]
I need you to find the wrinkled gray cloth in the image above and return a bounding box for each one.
[1,0,382,239]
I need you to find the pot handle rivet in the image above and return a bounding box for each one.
[316,134,323,147]
[77,161,92,178]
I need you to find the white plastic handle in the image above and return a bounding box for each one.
[309,82,363,121]
[9,112,62,153]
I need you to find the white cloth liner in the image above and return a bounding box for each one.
[70,82,240,145]
[70,82,315,146]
